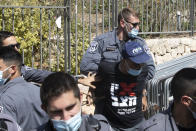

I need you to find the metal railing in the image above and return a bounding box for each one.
[146,52,196,117]
[0,3,71,72]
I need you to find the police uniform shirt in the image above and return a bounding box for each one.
[0,77,48,130]
[98,61,144,129]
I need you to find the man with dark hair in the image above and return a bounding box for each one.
[0,46,48,130]
[0,31,52,83]
[97,41,151,131]
[80,7,155,114]
[36,72,112,131]
[139,68,196,131]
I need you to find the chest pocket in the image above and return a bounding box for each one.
[102,47,120,62]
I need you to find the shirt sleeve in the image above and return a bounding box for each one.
[80,39,102,75]
[0,97,17,123]
[21,65,53,83]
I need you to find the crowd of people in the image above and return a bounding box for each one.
[0,7,195,131]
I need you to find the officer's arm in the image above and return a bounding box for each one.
[80,40,102,75]
[21,65,53,83]
[141,56,155,81]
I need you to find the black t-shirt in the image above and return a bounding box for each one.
[177,125,196,131]
[98,61,145,129]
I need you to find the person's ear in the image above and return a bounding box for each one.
[120,19,126,28]
[9,65,17,74]
[181,95,192,107]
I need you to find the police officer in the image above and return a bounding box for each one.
[80,8,155,113]
[0,47,48,130]
[0,31,52,83]
[139,68,196,131]
[36,72,113,131]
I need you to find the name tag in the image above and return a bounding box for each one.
[106,47,116,51]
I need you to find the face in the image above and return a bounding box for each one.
[0,59,11,79]
[125,59,142,71]
[2,36,20,51]
[124,15,140,31]
[120,15,140,35]
[46,91,81,121]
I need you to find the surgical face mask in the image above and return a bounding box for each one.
[127,28,139,38]
[187,97,196,119]
[125,61,142,76]
[127,68,142,76]
[0,66,12,86]
[51,110,82,131]
[124,20,139,39]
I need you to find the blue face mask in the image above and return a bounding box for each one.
[0,66,11,86]
[127,68,142,76]
[128,28,139,38]
[51,110,82,131]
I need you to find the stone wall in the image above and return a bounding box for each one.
[146,37,196,65]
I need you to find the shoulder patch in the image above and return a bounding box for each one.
[0,106,3,113]
[89,41,98,53]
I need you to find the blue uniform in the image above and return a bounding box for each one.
[21,65,52,83]
[0,77,49,130]
[0,113,21,131]
[138,104,196,131]
[80,29,155,82]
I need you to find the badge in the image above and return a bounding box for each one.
[89,41,98,53]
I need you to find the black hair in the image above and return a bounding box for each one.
[0,46,22,71]
[0,31,15,47]
[118,7,139,26]
[171,68,196,102]
[40,72,80,108]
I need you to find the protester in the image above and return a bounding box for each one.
[139,68,196,131]
[80,7,155,114]
[95,41,150,131]
[36,72,113,131]
[0,47,48,130]
[0,31,52,83]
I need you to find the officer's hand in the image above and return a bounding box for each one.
[142,95,148,112]
[142,89,148,112]
[78,72,101,89]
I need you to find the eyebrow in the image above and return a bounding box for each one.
[65,102,77,111]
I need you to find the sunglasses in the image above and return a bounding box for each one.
[124,20,140,28]
[8,43,20,49]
